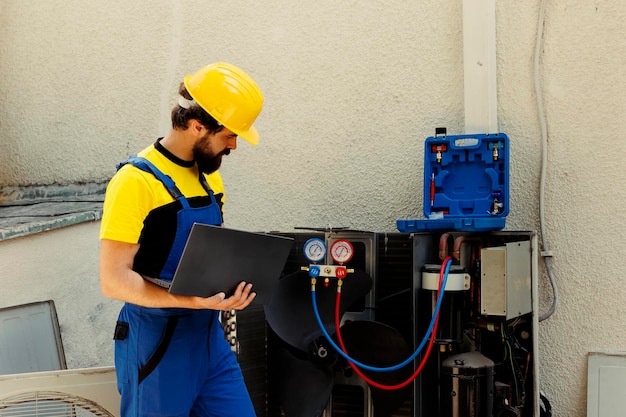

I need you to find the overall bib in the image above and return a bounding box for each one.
[113,157,256,417]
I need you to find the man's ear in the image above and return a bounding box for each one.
[188,119,205,136]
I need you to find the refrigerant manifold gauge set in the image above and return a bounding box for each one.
[302,238,355,282]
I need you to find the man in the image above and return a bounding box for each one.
[99,62,263,417]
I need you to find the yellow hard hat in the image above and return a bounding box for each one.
[184,62,264,145]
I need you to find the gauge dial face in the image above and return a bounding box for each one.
[330,239,354,264]
[303,238,327,263]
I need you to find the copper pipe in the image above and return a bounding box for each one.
[451,236,483,261]
[438,233,455,260]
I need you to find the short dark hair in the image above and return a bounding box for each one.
[171,82,224,134]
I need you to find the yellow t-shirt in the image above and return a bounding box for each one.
[99,140,225,278]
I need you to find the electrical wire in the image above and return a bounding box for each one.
[310,257,452,373]
[502,322,527,409]
[534,0,559,322]
[503,326,520,404]
[463,330,477,350]
[332,258,451,390]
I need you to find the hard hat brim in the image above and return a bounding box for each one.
[237,125,259,146]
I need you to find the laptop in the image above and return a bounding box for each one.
[168,223,294,305]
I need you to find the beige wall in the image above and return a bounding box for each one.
[1,1,625,415]
[0,222,121,368]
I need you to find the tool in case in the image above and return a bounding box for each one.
[397,128,509,232]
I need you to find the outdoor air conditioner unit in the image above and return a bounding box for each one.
[0,366,120,417]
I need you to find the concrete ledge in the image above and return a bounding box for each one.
[0,183,106,241]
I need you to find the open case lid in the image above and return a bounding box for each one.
[397,130,509,232]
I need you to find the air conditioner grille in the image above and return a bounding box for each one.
[0,391,114,417]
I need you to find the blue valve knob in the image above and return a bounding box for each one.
[309,265,321,278]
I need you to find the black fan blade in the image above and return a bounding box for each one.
[264,270,372,351]
[337,320,413,417]
[273,346,334,417]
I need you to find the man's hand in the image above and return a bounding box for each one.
[191,281,256,311]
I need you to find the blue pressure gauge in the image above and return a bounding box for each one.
[303,238,327,263]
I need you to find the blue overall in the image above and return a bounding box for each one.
[113,157,256,417]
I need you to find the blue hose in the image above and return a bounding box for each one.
[311,258,453,372]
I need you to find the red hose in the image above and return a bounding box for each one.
[334,257,451,390]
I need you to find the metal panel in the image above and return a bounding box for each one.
[480,241,532,319]
[505,240,532,318]
[0,301,66,375]
[587,351,626,417]
[481,246,507,316]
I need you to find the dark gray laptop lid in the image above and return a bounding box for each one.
[168,223,294,305]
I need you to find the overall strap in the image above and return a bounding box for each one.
[198,171,218,205]
[117,156,190,209]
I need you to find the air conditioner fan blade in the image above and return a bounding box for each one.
[271,345,334,417]
[264,270,372,352]
[336,320,413,417]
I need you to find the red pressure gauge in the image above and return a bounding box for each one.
[329,239,354,264]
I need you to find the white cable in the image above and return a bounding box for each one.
[534,0,558,322]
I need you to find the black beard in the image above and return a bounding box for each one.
[194,148,230,175]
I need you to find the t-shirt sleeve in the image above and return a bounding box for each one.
[99,167,156,243]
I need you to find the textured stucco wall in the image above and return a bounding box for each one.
[1,1,625,416]
[0,222,121,368]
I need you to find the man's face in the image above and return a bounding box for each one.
[193,128,238,174]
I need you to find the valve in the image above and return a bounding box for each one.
[488,191,504,215]
[335,266,347,279]
[307,264,353,279]
[488,141,503,161]
[431,144,448,164]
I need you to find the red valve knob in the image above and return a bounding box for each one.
[336,266,347,279]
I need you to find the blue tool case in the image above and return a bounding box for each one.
[397,130,509,232]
